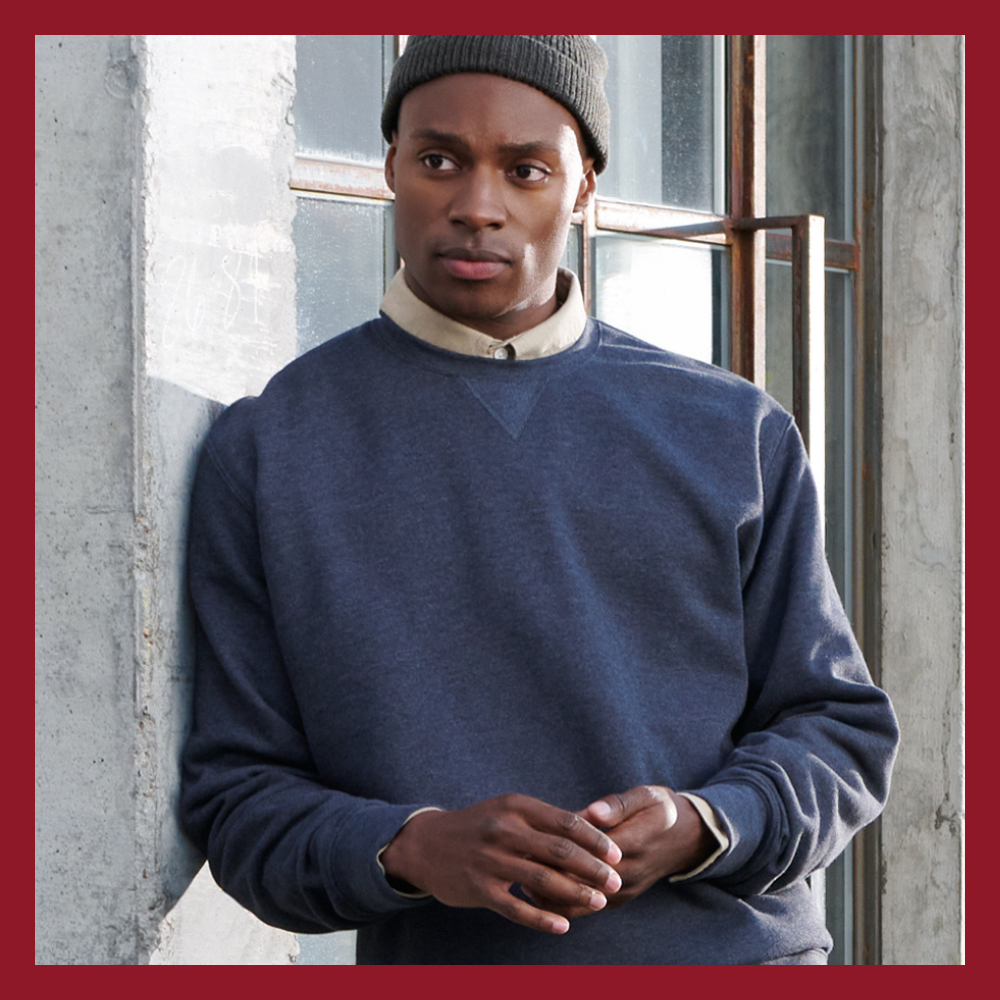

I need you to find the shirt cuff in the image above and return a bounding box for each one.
[375,806,445,899]
[668,793,731,883]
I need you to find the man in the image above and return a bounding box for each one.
[180,36,898,964]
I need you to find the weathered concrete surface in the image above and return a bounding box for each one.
[36,34,301,964]
[35,35,142,964]
[879,35,964,964]
[137,34,298,963]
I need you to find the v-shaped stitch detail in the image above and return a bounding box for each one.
[460,375,549,440]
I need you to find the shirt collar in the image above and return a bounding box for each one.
[379,267,587,360]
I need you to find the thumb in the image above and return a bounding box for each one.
[582,785,674,828]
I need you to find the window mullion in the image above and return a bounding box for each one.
[728,35,767,387]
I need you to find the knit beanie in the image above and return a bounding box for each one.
[381,35,610,174]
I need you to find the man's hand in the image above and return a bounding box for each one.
[523,785,716,919]
[581,785,716,908]
[379,794,624,934]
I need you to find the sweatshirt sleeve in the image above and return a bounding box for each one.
[687,412,899,896]
[179,400,433,933]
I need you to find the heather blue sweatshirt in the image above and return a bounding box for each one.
[180,314,898,964]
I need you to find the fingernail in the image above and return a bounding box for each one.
[549,916,570,934]
[605,840,622,864]
[605,869,622,893]
[590,801,613,823]
[589,890,607,911]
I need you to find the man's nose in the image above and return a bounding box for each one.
[448,166,506,230]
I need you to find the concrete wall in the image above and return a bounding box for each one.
[35,34,301,964]
[36,34,145,964]
[879,35,964,964]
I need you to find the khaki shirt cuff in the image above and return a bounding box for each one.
[668,792,731,882]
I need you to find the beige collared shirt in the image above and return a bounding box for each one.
[376,266,730,889]
[380,266,588,360]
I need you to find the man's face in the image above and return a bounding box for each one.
[385,73,596,339]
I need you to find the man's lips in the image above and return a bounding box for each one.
[438,248,510,281]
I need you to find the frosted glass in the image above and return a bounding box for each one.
[598,35,723,213]
[594,235,725,365]
[767,35,854,240]
[294,196,392,355]
[765,261,854,602]
[295,36,388,164]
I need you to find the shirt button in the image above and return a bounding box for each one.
[493,345,511,360]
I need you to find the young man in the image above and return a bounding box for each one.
[180,36,898,964]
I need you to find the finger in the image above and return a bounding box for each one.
[527,832,624,894]
[521,886,600,921]
[491,795,622,873]
[477,808,622,894]
[595,796,682,859]
[487,885,571,935]
[512,858,610,912]
[516,796,623,864]
[581,785,674,829]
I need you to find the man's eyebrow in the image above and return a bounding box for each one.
[407,129,564,159]
[409,129,470,150]
[497,140,564,158]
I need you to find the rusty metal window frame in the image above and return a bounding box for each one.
[288,32,877,964]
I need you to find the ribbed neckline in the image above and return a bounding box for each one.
[371,312,601,380]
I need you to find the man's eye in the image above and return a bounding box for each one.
[513,164,548,182]
[422,154,458,171]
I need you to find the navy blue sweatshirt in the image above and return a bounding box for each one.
[180,314,898,964]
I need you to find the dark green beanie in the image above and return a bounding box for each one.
[381,35,610,174]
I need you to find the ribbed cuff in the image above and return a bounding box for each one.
[324,801,440,921]
[678,782,771,882]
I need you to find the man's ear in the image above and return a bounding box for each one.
[574,164,597,213]
[385,136,398,193]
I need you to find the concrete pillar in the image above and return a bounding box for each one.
[35,34,301,964]
[879,34,964,965]
[36,34,145,964]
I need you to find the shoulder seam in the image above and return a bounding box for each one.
[203,435,255,515]
[760,412,796,500]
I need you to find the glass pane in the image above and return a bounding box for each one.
[294,196,393,355]
[765,261,795,416]
[294,35,389,164]
[765,263,855,603]
[597,36,724,212]
[767,36,854,241]
[594,235,726,365]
